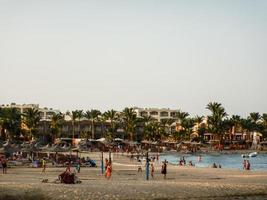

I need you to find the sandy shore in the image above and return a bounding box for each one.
[0,152,267,200]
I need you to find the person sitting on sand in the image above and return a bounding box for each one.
[212,163,217,168]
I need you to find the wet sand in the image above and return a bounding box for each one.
[0,153,267,200]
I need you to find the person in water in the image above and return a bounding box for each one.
[212,163,217,168]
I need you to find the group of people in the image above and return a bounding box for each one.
[178,157,195,166]
[212,163,222,168]
[137,158,166,179]
[243,159,251,170]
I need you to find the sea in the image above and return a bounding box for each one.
[160,152,267,171]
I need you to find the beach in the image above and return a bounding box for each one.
[0,153,267,200]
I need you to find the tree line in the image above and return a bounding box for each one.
[0,102,267,143]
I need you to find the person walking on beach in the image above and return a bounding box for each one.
[150,163,155,179]
[41,158,47,174]
[106,162,112,179]
[243,159,247,170]
[76,159,81,173]
[1,157,7,174]
[246,160,251,170]
[161,159,167,179]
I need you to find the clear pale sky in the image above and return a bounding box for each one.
[0,0,266,116]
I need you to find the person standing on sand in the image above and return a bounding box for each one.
[243,159,247,170]
[161,160,167,179]
[1,157,7,174]
[150,163,155,178]
[246,160,251,170]
[41,158,47,174]
[106,162,112,179]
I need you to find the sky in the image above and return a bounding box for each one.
[0,0,266,117]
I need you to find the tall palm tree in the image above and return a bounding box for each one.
[193,115,205,140]
[249,112,262,123]
[66,110,79,141]
[144,120,161,142]
[0,108,21,140]
[103,109,118,137]
[194,115,204,126]
[122,108,137,141]
[176,110,189,122]
[262,113,267,138]
[230,115,242,134]
[23,108,41,140]
[76,110,84,138]
[180,117,195,140]
[206,102,228,143]
[84,109,101,139]
[50,113,64,142]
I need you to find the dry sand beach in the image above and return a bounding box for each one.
[0,153,267,200]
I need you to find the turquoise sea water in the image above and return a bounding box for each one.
[160,153,267,171]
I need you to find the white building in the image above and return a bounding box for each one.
[0,103,60,121]
[133,107,179,122]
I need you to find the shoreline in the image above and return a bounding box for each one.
[1,153,267,199]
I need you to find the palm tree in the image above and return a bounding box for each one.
[180,118,195,140]
[249,112,262,123]
[262,113,267,138]
[103,109,118,138]
[176,110,189,122]
[84,109,101,139]
[194,115,204,126]
[0,108,21,140]
[144,121,161,142]
[206,102,228,144]
[193,115,205,141]
[50,113,64,142]
[76,110,84,138]
[23,108,41,140]
[66,110,79,141]
[122,108,137,141]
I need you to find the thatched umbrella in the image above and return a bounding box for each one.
[0,144,19,157]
